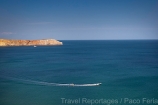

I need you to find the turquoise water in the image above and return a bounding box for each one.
[0,40,158,105]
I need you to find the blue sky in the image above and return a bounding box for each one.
[0,0,158,40]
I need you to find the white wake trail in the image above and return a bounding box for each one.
[1,76,102,87]
[22,79,102,87]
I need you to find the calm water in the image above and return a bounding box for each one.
[0,40,158,105]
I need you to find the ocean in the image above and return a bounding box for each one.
[0,40,158,105]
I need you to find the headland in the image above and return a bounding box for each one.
[0,39,63,46]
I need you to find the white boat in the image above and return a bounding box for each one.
[34,46,37,47]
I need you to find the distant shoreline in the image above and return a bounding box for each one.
[0,39,63,46]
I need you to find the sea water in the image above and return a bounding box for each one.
[0,40,158,105]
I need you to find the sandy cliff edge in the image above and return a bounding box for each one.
[0,39,63,46]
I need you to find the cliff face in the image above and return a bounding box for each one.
[0,39,63,46]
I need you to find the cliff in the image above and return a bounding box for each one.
[0,39,63,46]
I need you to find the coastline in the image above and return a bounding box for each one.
[0,39,63,46]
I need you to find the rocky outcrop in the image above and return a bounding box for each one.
[0,39,63,46]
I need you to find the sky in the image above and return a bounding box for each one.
[0,0,158,40]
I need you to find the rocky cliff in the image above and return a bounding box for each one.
[0,39,63,46]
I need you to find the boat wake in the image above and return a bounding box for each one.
[20,79,102,87]
[1,76,102,87]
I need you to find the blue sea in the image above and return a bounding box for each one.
[0,40,158,105]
